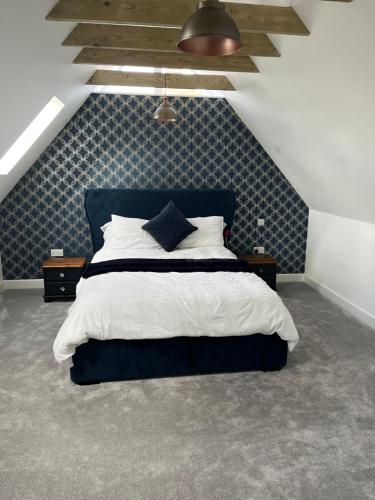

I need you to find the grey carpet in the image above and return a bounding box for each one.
[0,284,374,500]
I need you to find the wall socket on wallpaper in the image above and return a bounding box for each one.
[253,247,265,254]
[51,249,64,257]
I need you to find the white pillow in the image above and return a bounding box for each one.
[102,214,161,250]
[177,216,225,249]
[100,222,111,233]
[101,214,225,250]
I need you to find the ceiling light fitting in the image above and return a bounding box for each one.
[154,73,177,123]
[177,0,241,57]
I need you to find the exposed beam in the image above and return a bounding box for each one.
[64,23,280,57]
[74,48,258,73]
[47,0,309,36]
[87,70,236,91]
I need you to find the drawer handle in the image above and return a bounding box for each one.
[60,287,66,292]
[59,272,65,278]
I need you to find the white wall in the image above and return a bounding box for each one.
[305,210,375,329]
[226,0,375,327]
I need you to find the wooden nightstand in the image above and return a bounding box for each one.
[240,254,277,291]
[42,257,86,302]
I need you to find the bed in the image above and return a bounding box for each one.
[54,188,298,385]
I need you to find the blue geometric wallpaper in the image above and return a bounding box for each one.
[0,94,308,279]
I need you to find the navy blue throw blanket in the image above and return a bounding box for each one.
[82,259,251,279]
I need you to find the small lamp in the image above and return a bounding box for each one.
[154,73,177,123]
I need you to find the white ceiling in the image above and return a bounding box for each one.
[0,0,91,202]
[1,0,374,226]
[228,0,375,224]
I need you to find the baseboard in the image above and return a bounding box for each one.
[305,275,375,330]
[277,274,304,283]
[4,279,44,290]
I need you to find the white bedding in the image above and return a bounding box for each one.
[53,246,299,363]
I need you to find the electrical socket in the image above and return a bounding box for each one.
[253,246,265,254]
[257,218,265,227]
[51,249,64,257]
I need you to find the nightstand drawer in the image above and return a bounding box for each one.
[251,265,276,278]
[44,281,77,297]
[43,267,82,282]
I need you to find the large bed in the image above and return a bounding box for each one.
[54,188,298,385]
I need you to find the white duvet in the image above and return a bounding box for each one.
[53,246,299,363]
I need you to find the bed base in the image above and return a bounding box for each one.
[70,334,288,385]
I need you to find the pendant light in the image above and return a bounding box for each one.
[177,0,241,57]
[154,73,177,123]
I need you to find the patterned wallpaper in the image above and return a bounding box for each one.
[0,94,308,279]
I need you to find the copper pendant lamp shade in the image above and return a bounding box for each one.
[177,0,241,57]
[154,74,177,123]
[154,96,177,123]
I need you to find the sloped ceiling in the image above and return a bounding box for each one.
[1,0,373,225]
[228,0,375,224]
[0,0,91,203]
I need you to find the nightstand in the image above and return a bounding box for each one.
[42,257,86,302]
[240,254,277,291]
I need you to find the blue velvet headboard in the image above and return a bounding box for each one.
[85,188,237,253]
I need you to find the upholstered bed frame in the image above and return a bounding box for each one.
[70,188,287,385]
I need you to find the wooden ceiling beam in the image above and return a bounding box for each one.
[74,48,258,73]
[87,70,236,91]
[64,23,280,57]
[47,0,309,36]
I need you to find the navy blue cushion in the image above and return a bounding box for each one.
[142,201,197,252]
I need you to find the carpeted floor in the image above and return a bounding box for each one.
[0,284,375,500]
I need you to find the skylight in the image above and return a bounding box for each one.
[0,97,64,175]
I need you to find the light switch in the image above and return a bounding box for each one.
[257,218,265,227]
